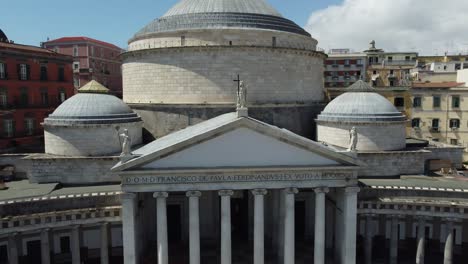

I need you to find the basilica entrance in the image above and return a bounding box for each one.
[231,191,249,242]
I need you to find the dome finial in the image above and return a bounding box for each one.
[78,80,110,94]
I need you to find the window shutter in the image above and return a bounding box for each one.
[26,64,31,80]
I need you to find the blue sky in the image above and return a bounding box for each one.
[1,0,341,48]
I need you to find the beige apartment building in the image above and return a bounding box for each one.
[410,73,468,159]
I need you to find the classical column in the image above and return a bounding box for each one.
[71,225,81,264]
[252,189,267,264]
[342,187,359,264]
[284,188,299,264]
[8,233,19,264]
[416,217,426,264]
[219,190,234,264]
[154,192,169,264]
[364,215,374,264]
[314,187,329,264]
[121,193,138,264]
[41,228,51,264]
[444,220,454,264]
[100,222,109,264]
[389,215,399,264]
[187,191,202,264]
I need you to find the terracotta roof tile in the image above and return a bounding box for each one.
[0,42,71,58]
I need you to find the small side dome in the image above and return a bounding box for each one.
[316,81,407,151]
[44,81,142,157]
[45,81,141,125]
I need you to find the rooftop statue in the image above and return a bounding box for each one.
[347,127,358,152]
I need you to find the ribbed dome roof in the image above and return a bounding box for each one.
[163,0,281,17]
[132,0,310,40]
[44,82,141,125]
[317,84,406,123]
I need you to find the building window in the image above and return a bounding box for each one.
[40,65,48,81]
[389,80,395,86]
[58,67,65,81]
[91,46,95,57]
[18,64,29,80]
[181,36,186,46]
[413,97,422,107]
[73,62,80,71]
[40,89,49,106]
[412,118,420,128]
[394,97,404,107]
[451,139,458,145]
[452,96,460,108]
[24,118,35,136]
[19,87,28,107]
[433,96,441,108]
[432,119,440,129]
[390,70,394,75]
[450,119,460,129]
[58,89,67,103]
[3,119,14,137]
[73,76,80,88]
[0,89,7,108]
[272,36,277,47]
[405,56,411,61]
[73,45,79,57]
[388,56,393,61]
[0,62,6,79]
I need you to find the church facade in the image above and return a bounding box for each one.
[1,1,468,264]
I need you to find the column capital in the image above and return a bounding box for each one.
[344,186,360,194]
[284,187,299,194]
[218,190,234,196]
[186,191,202,197]
[251,189,268,196]
[120,192,137,200]
[153,192,169,199]
[314,187,330,194]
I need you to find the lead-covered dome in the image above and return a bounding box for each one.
[316,81,407,151]
[45,81,141,125]
[132,0,310,40]
[318,82,406,123]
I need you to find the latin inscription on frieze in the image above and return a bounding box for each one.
[124,171,354,185]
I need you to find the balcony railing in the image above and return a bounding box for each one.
[0,129,43,139]
[0,99,62,110]
[369,60,417,66]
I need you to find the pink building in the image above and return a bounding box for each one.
[42,37,123,97]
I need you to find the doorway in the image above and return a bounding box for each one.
[295,201,306,241]
[26,240,42,263]
[231,191,249,241]
[167,204,182,244]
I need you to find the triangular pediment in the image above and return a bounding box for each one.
[112,113,360,172]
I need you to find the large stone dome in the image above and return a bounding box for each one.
[316,81,407,151]
[132,0,309,40]
[44,81,142,156]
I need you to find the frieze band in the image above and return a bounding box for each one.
[123,171,355,185]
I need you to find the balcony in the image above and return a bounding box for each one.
[369,60,417,66]
[430,127,440,133]
[0,129,43,139]
[332,64,339,68]
[0,99,62,110]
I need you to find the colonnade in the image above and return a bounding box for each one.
[363,215,458,264]
[6,223,110,264]
[122,186,360,264]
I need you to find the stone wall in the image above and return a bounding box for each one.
[26,155,120,184]
[131,104,325,139]
[317,122,407,151]
[0,154,30,179]
[128,29,317,51]
[44,123,142,156]
[123,46,325,105]
[357,151,429,177]
[425,145,465,169]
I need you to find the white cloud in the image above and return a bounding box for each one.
[306,0,468,55]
